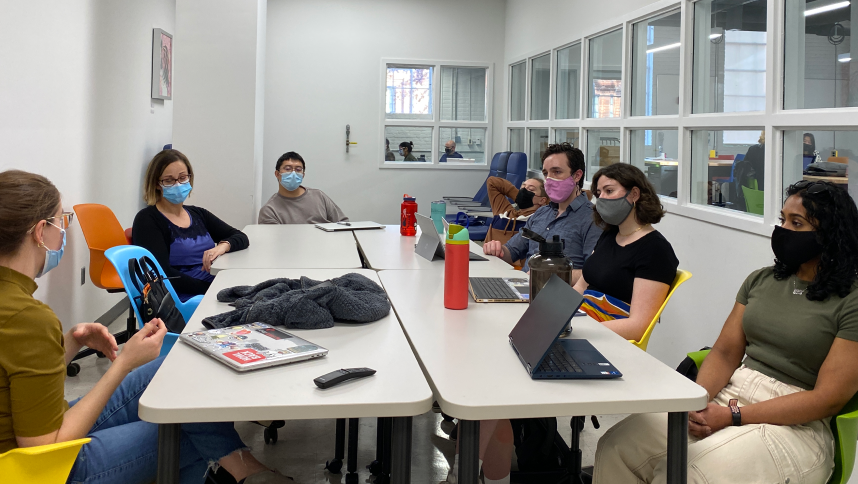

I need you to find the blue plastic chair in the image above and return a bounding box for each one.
[445,152,511,208]
[104,245,204,356]
[504,152,528,189]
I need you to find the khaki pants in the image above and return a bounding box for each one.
[594,366,834,484]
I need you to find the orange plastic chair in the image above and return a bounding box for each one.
[73,204,132,291]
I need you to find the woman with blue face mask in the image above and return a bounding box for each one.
[0,170,291,484]
[132,149,249,301]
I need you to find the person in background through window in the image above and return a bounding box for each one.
[399,141,417,161]
[385,138,395,161]
[803,133,817,158]
[440,140,463,163]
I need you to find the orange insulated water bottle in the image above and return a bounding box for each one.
[444,224,470,310]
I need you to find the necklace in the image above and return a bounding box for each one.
[619,224,646,237]
[793,278,805,296]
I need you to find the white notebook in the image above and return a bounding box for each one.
[314,221,385,232]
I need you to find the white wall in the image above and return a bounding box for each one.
[263,0,507,224]
[173,0,266,228]
[0,0,175,331]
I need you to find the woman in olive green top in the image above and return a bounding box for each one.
[0,170,292,483]
[594,180,858,484]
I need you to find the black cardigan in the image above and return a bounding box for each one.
[132,205,249,296]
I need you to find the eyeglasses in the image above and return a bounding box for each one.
[46,212,75,230]
[279,166,304,174]
[159,174,191,187]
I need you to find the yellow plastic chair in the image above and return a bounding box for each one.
[629,269,692,351]
[0,438,90,483]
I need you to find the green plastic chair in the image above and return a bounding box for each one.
[686,350,858,484]
[741,180,764,216]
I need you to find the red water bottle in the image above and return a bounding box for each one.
[444,224,470,309]
[400,194,417,236]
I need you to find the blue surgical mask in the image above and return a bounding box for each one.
[162,181,192,204]
[280,172,303,191]
[398,149,404,156]
[36,223,66,278]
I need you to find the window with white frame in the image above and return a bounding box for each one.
[382,61,491,167]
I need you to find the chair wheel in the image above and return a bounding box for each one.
[263,427,278,444]
[66,363,80,377]
[367,460,382,475]
[325,458,343,474]
[96,351,106,358]
[345,473,358,484]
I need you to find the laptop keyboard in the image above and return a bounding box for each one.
[470,277,521,300]
[536,341,583,374]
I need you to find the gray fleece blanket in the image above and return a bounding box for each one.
[201,273,391,330]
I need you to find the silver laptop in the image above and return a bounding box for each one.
[469,277,529,302]
[415,213,487,262]
[180,322,328,372]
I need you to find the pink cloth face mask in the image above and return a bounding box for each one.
[544,176,578,203]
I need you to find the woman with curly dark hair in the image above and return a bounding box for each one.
[593,180,858,484]
[572,163,679,341]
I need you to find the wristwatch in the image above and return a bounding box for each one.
[729,399,741,426]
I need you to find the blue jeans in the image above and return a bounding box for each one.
[67,357,247,484]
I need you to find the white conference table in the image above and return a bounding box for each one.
[354,225,517,272]
[140,268,433,484]
[379,269,708,484]
[211,225,363,272]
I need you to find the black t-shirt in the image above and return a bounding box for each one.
[581,227,679,304]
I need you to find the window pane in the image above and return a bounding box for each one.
[630,129,679,198]
[783,130,854,199]
[586,129,621,180]
[384,126,432,163]
[439,128,487,164]
[692,0,767,114]
[530,53,551,120]
[529,128,549,170]
[632,10,681,116]
[386,66,433,120]
[691,129,765,215]
[588,30,624,118]
[510,62,526,121]
[556,44,581,119]
[555,129,580,148]
[784,2,856,109]
[509,128,525,152]
[440,67,487,121]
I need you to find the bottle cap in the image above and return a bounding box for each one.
[540,235,564,256]
[403,194,416,201]
[446,224,470,245]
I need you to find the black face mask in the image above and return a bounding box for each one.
[515,188,536,209]
[444,148,453,155]
[771,225,823,270]
[803,143,814,155]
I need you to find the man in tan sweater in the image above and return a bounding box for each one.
[258,151,349,224]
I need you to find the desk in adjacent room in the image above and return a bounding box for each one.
[211,224,363,272]
[379,269,708,484]
[353,224,516,271]
[140,268,433,484]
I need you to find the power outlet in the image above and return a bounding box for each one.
[80,267,86,286]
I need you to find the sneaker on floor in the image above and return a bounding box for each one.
[241,470,296,484]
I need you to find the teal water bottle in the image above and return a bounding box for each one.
[430,200,446,234]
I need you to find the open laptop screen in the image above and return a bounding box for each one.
[508,275,585,371]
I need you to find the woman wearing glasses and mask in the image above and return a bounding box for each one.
[0,170,290,483]
[594,180,858,484]
[132,149,249,301]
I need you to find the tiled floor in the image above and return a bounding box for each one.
[64,318,625,484]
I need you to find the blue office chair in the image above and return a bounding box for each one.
[504,152,528,189]
[104,245,203,356]
[726,153,745,184]
[445,152,511,208]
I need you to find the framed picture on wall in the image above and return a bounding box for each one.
[151,28,172,100]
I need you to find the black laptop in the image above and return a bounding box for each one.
[509,275,622,380]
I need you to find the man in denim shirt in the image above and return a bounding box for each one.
[483,143,601,283]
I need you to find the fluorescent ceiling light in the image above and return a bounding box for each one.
[805,1,850,17]
[839,53,852,62]
[646,42,681,54]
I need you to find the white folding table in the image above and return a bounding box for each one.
[211,225,363,272]
[379,269,708,484]
[353,225,516,272]
[139,268,433,483]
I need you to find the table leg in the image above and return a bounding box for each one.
[346,418,359,483]
[390,416,413,483]
[157,423,181,484]
[666,412,688,484]
[457,420,479,484]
